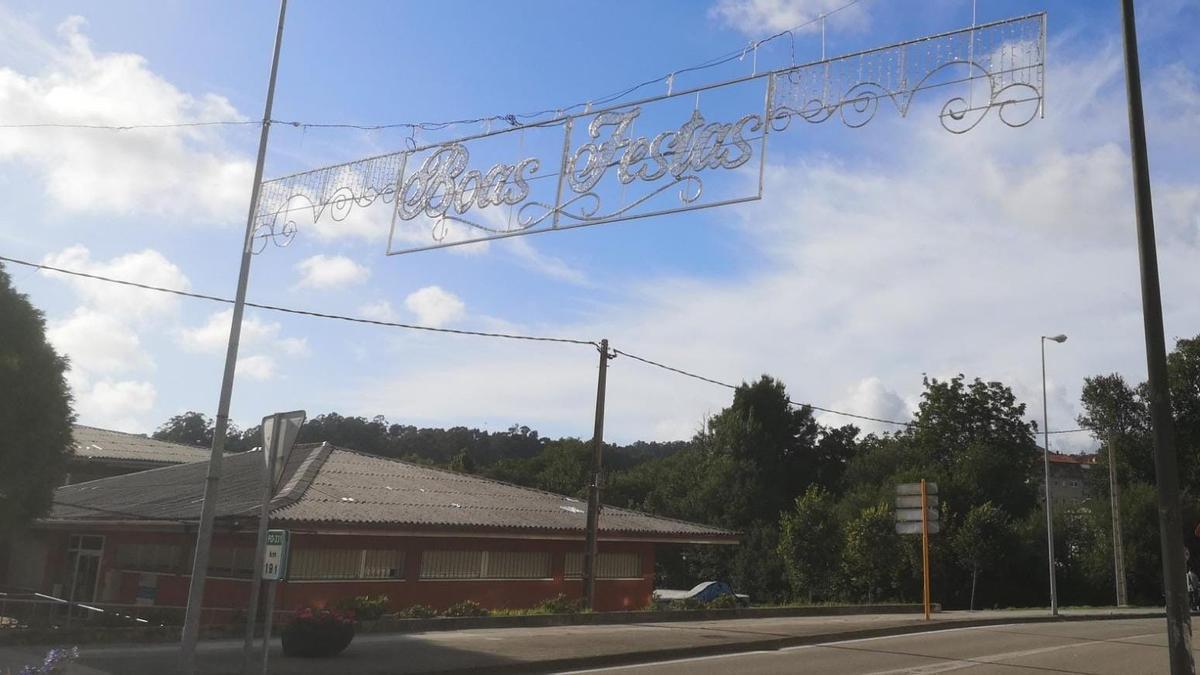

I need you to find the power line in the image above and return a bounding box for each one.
[612,348,1089,435]
[0,254,596,348]
[0,0,868,134]
[1,252,1087,435]
[0,121,258,131]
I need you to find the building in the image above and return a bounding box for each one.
[1040,452,1099,506]
[14,443,735,618]
[65,425,211,485]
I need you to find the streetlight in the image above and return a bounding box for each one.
[1041,333,1067,616]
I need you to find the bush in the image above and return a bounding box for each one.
[442,600,489,618]
[398,604,437,619]
[667,598,705,611]
[534,594,583,615]
[706,594,739,610]
[334,594,390,621]
[281,608,355,658]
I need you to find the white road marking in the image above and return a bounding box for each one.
[558,623,1161,674]
[856,632,1159,675]
[558,623,1023,673]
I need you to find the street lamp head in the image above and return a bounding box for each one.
[1045,334,1068,343]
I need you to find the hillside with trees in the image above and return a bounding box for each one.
[151,333,1200,610]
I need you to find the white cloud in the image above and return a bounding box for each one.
[41,245,190,321]
[237,355,277,381]
[709,0,869,36]
[820,377,910,435]
[179,309,278,352]
[358,300,399,322]
[0,14,252,222]
[348,48,1200,449]
[294,254,370,290]
[48,307,152,376]
[504,238,590,286]
[74,379,157,432]
[404,286,465,328]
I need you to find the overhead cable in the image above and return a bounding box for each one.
[0,0,868,134]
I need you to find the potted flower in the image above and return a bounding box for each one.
[281,607,355,658]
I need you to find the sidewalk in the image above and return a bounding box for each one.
[2,607,1164,675]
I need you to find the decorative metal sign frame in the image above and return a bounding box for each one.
[252,13,1045,256]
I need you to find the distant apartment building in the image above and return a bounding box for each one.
[1039,452,1099,506]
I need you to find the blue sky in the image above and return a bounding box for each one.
[1,0,1197,452]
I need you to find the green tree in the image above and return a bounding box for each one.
[449,448,476,474]
[0,264,73,530]
[950,502,1014,610]
[842,503,902,603]
[778,486,841,602]
[153,411,214,447]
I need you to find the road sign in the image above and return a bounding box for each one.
[896,507,939,523]
[896,520,941,535]
[263,529,289,580]
[896,482,938,496]
[896,494,939,509]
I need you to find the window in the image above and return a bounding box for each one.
[419,551,551,580]
[485,552,551,579]
[362,550,406,579]
[289,549,406,580]
[115,543,184,573]
[207,547,255,578]
[565,552,642,579]
[69,535,104,552]
[420,550,482,579]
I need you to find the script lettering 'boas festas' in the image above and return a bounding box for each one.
[397,145,540,223]
[566,108,762,193]
[249,13,1045,255]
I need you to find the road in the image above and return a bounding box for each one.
[564,618,1180,675]
[0,610,1166,674]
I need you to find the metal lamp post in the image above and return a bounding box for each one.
[1041,333,1067,616]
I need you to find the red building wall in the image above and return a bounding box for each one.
[25,528,656,618]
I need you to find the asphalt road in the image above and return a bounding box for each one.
[0,610,1166,674]
[563,618,1181,675]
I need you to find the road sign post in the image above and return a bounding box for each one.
[896,481,939,620]
[259,529,288,675]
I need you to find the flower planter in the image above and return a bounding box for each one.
[280,608,355,658]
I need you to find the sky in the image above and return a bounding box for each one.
[0,0,1197,454]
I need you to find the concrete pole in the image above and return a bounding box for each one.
[1041,337,1058,616]
[179,2,287,671]
[1108,437,1128,607]
[1119,1,1194,671]
[583,339,611,611]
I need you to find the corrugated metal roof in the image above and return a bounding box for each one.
[47,444,734,541]
[71,425,211,465]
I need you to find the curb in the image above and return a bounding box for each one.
[425,611,1168,675]
[0,604,933,646]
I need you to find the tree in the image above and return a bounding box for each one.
[153,411,248,451]
[0,263,73,530]
[153,411,215,447]
[450,448,476,474]
[842,503,902,603]
[778,486,842,602]
[950,502,1014,610]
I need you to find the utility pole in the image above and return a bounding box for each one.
[583,339,613,611]
[1119,1,1194,672]
[1107,435,1128,607]
[179,2,288,671]
[1040,334,1066,616]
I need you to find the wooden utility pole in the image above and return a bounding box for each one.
[583,339,613,610]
